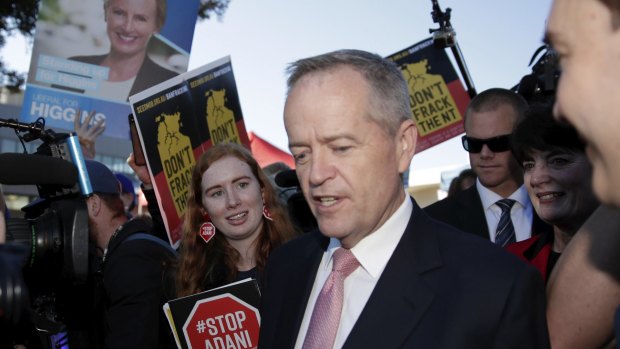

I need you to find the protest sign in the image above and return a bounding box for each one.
[387,37,471,153]
[164,279,261,349]
[129,56,249,247]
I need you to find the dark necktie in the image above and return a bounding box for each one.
[495,199,516,247]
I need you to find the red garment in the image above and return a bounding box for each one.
[506,234,552,283]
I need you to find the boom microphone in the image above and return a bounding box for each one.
[0,118,45,134]
[0,153,78,186]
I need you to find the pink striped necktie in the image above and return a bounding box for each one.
[302,248,360,349]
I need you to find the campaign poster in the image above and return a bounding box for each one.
[386,37,471,153]
[20,0,200,139]
[130,56,249,247]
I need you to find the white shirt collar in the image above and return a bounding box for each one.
[476,179,530,210]
[324,193,413,279]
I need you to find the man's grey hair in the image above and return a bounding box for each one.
[285,49,413,136]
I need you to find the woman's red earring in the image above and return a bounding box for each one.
[199,214,216,244]
[263,204,273,221]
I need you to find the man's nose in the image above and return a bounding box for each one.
[308,151,334,187]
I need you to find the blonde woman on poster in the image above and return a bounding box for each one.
[69,0,178,100]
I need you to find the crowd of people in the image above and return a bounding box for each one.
[2,0,620,347]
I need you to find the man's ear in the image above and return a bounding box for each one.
[396,119,418,173]
[87,194,101,217]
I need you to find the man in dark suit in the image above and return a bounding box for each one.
[425,88,550,244]
[258,50,549,348]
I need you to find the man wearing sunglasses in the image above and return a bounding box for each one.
[425,88,550,245]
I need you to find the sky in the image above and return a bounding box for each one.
[2,0,553,183]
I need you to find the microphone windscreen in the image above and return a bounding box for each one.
[0,153,78,186]
[275,169,299,188]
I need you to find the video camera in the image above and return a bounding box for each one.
[274,169,317,234]
[0,117,91,337]
[514,44,561,103]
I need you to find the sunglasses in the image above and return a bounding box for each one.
[461,134,512,153]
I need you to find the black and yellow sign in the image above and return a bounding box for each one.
[387,38,470,153]
[129,56,250,247]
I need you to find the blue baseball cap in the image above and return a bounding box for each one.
[85,160,121,195]
[115,173,137,205]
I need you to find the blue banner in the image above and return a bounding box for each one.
[21,0,200,139]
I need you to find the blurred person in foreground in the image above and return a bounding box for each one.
[545,1,620,347]
[547,0,620,209]
[507,104,599,283]
[258,49,549,349]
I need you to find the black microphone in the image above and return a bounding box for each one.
[275,169,299,188]
[0,153,78,186]
[0,118,45,134]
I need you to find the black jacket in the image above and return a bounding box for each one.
[99,217,177,349]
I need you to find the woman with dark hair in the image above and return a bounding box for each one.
[175,143,298,296]
[507,104,599,283]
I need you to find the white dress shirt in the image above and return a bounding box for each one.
[294,194,413,349]
[476,179,533,242]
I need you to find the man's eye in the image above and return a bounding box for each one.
[523,161,534,171]
[293,152,308,164]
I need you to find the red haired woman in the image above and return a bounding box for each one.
[175,143,298,296]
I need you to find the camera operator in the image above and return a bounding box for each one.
[84,159,176,349]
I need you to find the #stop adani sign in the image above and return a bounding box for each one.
[183,293,261,349]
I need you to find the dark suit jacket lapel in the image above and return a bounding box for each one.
[275,232,327,348]
[343,200,442,348]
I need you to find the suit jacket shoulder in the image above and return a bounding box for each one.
[343,202,549,348]
[424,185,489,239]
